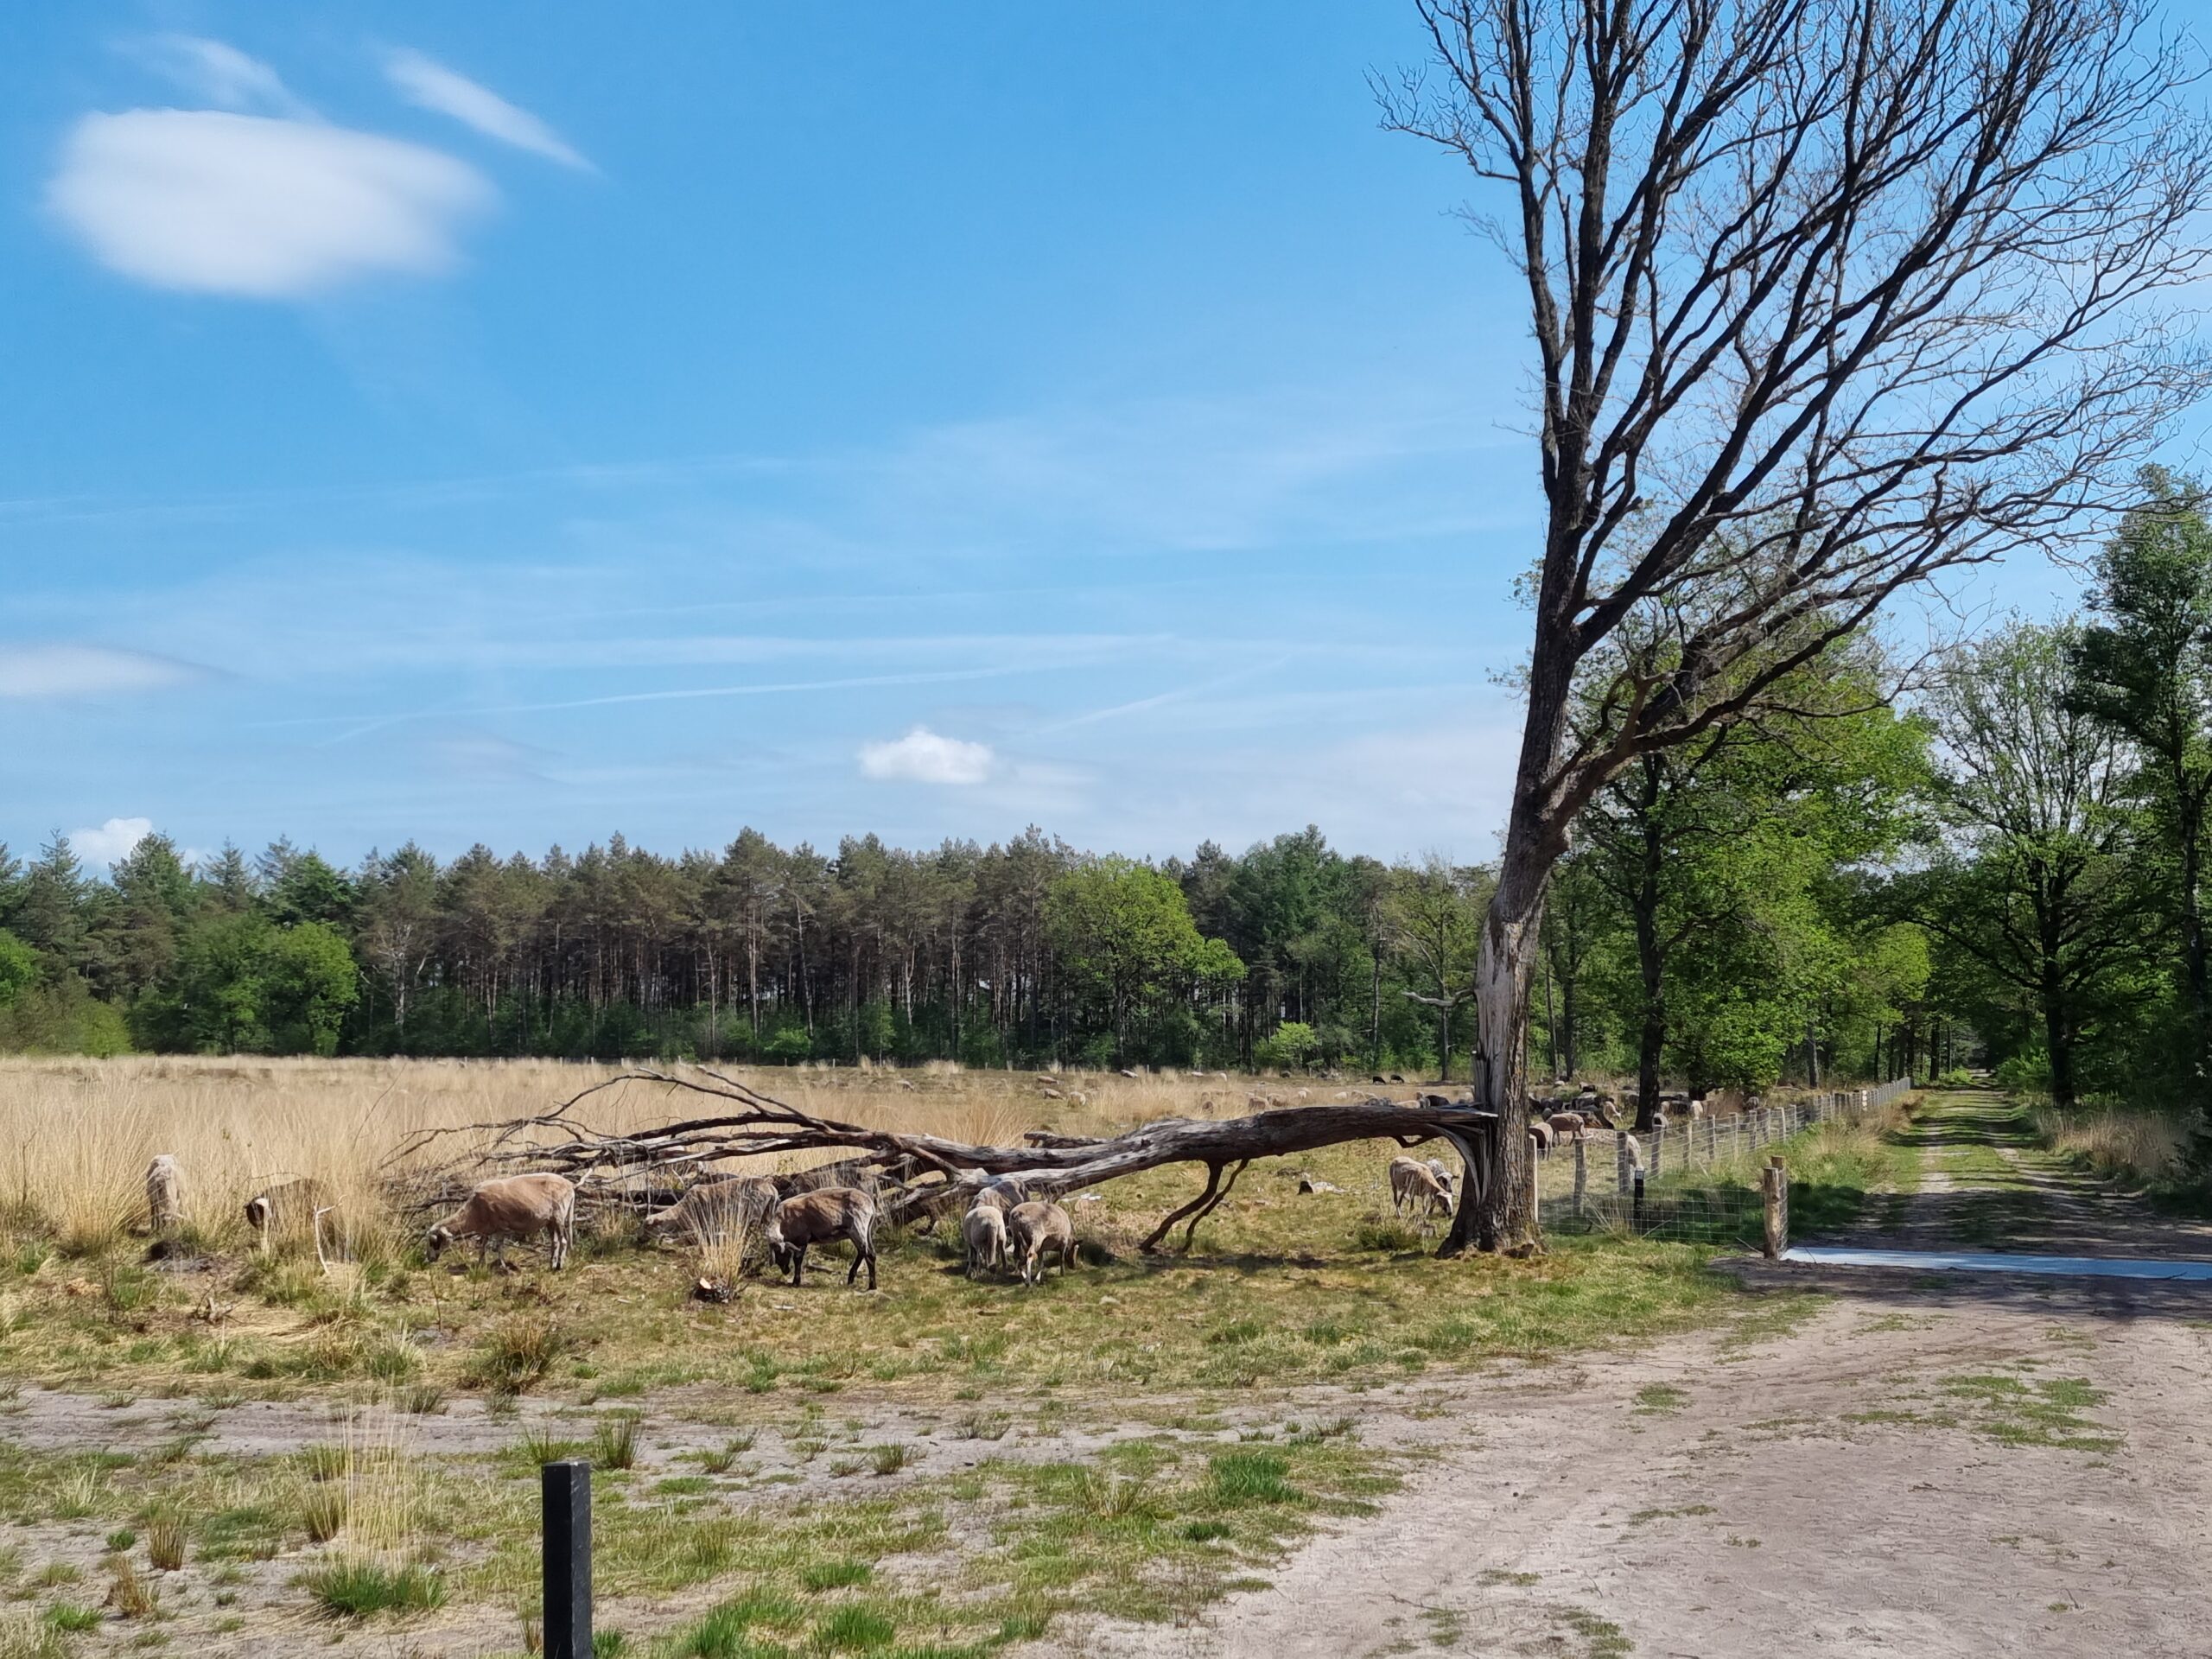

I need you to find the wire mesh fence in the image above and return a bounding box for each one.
[1535,1078,1916,1246]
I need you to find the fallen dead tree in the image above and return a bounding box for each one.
[391,1067,1501,1254]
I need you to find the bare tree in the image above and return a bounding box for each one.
[1380,0,2212,1250]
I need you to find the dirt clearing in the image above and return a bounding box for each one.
[1034,1091,2212,1659]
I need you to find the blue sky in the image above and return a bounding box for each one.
[0,3,2105,874]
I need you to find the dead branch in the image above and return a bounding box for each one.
[391,1067,1498,1253]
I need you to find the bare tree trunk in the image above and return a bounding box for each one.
[1446,849,1549,1254]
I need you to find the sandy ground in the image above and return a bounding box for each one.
[1029,1091,2212,1659]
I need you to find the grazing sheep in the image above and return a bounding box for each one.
[962,1203,1009,1278]
[643,1176,778,1245]
[1547,1111,1587,1141]
[1424,1157,1456,1198]
[1007,1200,1075,1286]
[969,1178,1027,1214]
[1389,1073,1408,1084]
[244,1178,333,1257]
[143,1155,183,1236]
[765,1186,879,1290]
[1388,1155,1452,1221]
[1683,1096,1708,1120]
[1528,1120,1556,1158]
[425,1173,577,1270]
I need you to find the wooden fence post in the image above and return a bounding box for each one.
[1572,1134,1587,1216]
[1616,1130,1631,1196]
[1651,1120,1665,1179]
[543,1459,592,1659]
[1761,1158,1788,1259]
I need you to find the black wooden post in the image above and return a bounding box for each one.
[543,1459,592,1659]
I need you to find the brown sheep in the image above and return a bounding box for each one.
[1388,1155,1452,1221]
[1547,1111,1587,1141]
[426,1173,576,1270]
[1007,1200,1075,1286]
[765,1186,879,1290]
[1528,1120,1556,1159]
[969,1178,1027,1214]
[962,1202,1009,1278]
[642,1176,778,1245]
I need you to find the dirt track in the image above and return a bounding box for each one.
[1039,1091,2212,1659]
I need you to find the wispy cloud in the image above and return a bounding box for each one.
[128,35,313,118]
[67,816,153,867]
[0,644,208,698]
[385,49,591,170]
[48,110,493,298]
[858,727,996,785]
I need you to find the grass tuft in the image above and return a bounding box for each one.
[300,1558,445,1619]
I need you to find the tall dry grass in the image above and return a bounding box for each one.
[0,1055,1264,1252]
[2035,1104,2186,1187]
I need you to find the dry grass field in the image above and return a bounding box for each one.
[0,1056,1808,1658]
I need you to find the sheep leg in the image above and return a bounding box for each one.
[789,1243,807,1287]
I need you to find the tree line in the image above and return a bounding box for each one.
[0,658,1938,1109]
[10,475,2210,1119]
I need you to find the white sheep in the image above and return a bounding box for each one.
[1388,1155,1452,1222]
[1424,1156,1456,1198]
[765,1186,879,1290]
[1007,1200,1075,1287]
[962,1203,1009,1279]
[425,1173,576,1270]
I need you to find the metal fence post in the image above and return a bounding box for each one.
[543,1459,592,1659]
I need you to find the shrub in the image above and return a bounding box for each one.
[1205,1449,1300,1508]
[464,1315,574,1395]
[301,1558,444,1619]
[144,1513,187,1571]
[590,1412,642,1471]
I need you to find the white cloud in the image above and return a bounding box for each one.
[130,35,312,118]
[68,817,154,868]
[385,49,590,170]
[48,110,493,297]
[0,644,206,698]
[858,727,996,786]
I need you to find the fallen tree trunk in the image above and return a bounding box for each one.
[391,1068,1502,1254]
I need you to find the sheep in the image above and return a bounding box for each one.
[1528,1120,1556,1159]
[642,1176,778,1246]
[962,1203,1009,1278]
[143,1154,183,1236]
[244,1178,334,1258]
[425,1173,577,1270]
[764,1186,879,1290]
[1424,1157,1456,1198]
[1388,1155,1452,1222]
[969,1178,1027,1214]
[1547,1111,1587,1141]
[1007,1200,1075,1286]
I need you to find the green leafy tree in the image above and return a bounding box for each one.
[1047,858,1236,1064]
[2068,467,2212,1104]
[1915,623,2147,1109]
[263,922,360,1055]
